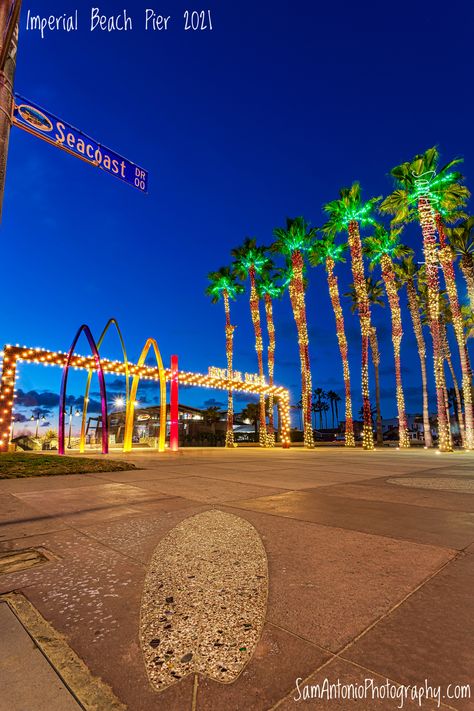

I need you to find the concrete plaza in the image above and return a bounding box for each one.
[0,447,473,710]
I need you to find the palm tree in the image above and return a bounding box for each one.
[432,179,474,449]
[446,217,474,310]
[313,388,327,429]
[323,183,381,450]
[345,277,385,445]
[396,255,433,447]
[309,235,355,446]
[381,147,456,451]
[272,217,317,448]
[206,267,243,447]
[232,238,270,447]
[256,263,284,447]
[418,277,464,446]
[364,225,411,448]
[240,402,261,437]
[291,399,303,430]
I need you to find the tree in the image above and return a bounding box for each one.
[272,217,317,448]
[313,388,327,429]
[232,238,270,447]
[309,236,355,446]
[432,175,474,449]
[396,254,433,447]
[323,183,381,450]
[291,399,303,430]
[256,262,285,446]
[381,147,456,451]
[446,217,474,311]
[206,267,243,447]
[202,406,223,434]
[241,402,261,436]
[364,224,411,447]
[345,277,385,445]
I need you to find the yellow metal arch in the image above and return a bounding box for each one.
[79,318,130,453]
[123,338,166,453]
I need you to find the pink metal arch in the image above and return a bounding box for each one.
[58,325,108,455]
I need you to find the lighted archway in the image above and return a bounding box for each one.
[58,325,108,455]
[79,318,129,453]
[123,338,166,452]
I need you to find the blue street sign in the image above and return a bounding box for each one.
[12,95,148,193]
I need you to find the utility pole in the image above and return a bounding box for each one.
[0,0,21,224]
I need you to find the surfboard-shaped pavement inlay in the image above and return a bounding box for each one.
[140,510,268,690]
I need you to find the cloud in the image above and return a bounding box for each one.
[15,389,59,408]
[203,398,226,409]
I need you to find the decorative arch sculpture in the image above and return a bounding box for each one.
[123,338,166,453]
[79,318,129,453]
[58,325,108,455]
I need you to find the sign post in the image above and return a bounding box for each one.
[0,0,21,224]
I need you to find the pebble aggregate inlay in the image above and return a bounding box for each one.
[139,509,268,690]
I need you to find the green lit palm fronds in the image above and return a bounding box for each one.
[381,146,469,223]
[309,233,347,267]
[345,276,385,313]
[445,216,474,257]
[363,224,411,270]
[461,305,474,340]
[322,182,381,235]
[256,262,286,299]
[231,237,270,279]
[206,266,244,303]
[394,252,419,285]
[272,216,317,255]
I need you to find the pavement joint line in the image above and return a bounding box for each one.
[266,551,462,711]
[0,592,126,711]
[224,500,470,552]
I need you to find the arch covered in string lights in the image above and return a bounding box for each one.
[58,324,108,455]
[123,338,167,453]
[79,318,129,453]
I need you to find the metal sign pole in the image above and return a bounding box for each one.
[0,0,21,225]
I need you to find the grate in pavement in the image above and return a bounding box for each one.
[0,548,53,574]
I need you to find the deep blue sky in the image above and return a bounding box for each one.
[2,0,474,433]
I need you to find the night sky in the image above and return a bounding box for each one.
[2,0,474,435]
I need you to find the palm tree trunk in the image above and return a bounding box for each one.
[405,281,432,447]
[347,220,374,450]
[380,255,410,448]
[417,196,452,451]
[441,323,465,446]
[289,251,314,448]
[264,293,276,446]
[437,215,474,450]
[223,291,235,447]
[369,327,383,446]
[326,257,355,446]
[460,254,474,312]
[249,266,268,446]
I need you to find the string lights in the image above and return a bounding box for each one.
[0,343,291,452]
[347,220,375,450]
[416,188,452,452]
[436,215,474,450]
[379,253,410,448]
[326,256,355,446]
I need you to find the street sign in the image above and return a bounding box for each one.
[12,94,148,193]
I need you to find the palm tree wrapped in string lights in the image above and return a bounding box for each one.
[206,267,244,447]
[323,184,381,450]
[272,217,317,448]
[309,234,355,446]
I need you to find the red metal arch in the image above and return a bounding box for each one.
[58,325,108,455]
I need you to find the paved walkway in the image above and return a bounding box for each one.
[0,448,473,710]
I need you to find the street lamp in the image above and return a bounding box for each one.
[66,406,81,448]
[30,413,45,439]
